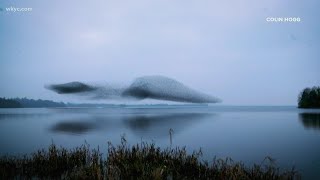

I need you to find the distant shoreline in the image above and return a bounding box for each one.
[0,97,210,108]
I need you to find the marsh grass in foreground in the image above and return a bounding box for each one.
[0,137,300,179]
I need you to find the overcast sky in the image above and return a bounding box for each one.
[0,0,319,105]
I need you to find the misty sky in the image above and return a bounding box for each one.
[0,0,319,105]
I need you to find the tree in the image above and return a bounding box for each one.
[0,98,22,108]
[298,86,320,108]
[0,97,66,108]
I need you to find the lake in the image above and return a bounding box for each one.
[0,106,319,179]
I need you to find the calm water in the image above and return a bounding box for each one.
[0,106,319,179]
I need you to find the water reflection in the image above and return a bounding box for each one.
[123,113,213,138]
[50,121,96,134]
[0,114,51,121]
[50,113,213,137]
[299,113,320,130]
[49,116,119,135]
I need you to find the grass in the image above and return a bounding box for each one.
[0,136,300,179]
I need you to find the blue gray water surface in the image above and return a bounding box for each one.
[0,106,319,179]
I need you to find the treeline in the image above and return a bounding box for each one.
[0,98,66,108]
[0,98,22,108]
[298,86,320,108]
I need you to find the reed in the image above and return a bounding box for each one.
[0,137,300,179]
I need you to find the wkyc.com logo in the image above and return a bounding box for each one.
[0,6,33,13]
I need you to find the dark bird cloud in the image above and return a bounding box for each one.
[46,76,221,103]
[47,82,97,94]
